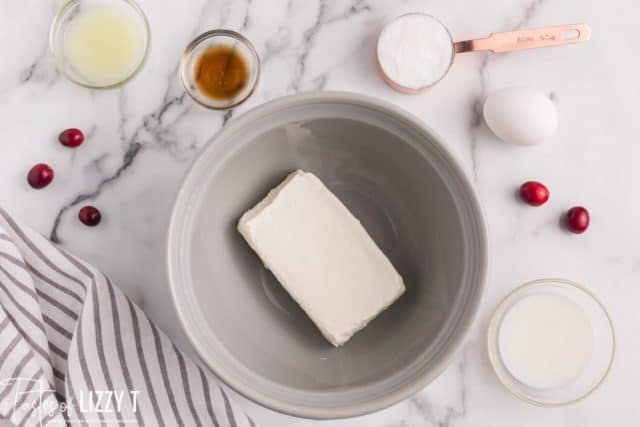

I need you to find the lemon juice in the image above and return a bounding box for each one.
[64,4,147,86]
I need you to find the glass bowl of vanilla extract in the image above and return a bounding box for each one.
[180,30,260,110]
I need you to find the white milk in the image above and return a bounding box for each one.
[498,293,593,389]
[64,6,146,86]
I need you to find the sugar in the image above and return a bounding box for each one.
[377,14,454,90]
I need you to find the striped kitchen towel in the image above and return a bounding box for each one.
[0,208,256,427]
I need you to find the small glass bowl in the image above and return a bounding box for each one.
[487,278,615,407]
[179,30,260,110]
[50,0,151,89]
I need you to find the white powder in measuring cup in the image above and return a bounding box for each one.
[377,14,454,90]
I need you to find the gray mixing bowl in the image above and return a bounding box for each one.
[167,92,488,419]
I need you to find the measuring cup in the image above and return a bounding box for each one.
[377,13,591,93]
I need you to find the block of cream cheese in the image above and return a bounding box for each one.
[238,170,406,347]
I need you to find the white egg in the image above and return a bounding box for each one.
[483,88,558,146]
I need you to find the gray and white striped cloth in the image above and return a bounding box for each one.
[0,208,256,427]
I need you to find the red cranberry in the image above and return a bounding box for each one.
[519,181,549,206]
[27,163,54,189]
[58,128,84,147]
[566,206,589,234]
[78,206,101,226]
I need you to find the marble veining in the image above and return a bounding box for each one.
[1,0,638,425]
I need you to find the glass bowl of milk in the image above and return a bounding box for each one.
[487,278,615,406]
[50,0,150,89]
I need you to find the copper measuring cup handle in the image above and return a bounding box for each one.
[453,23,591,54]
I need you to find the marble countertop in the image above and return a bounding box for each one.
[1,0,638,425]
